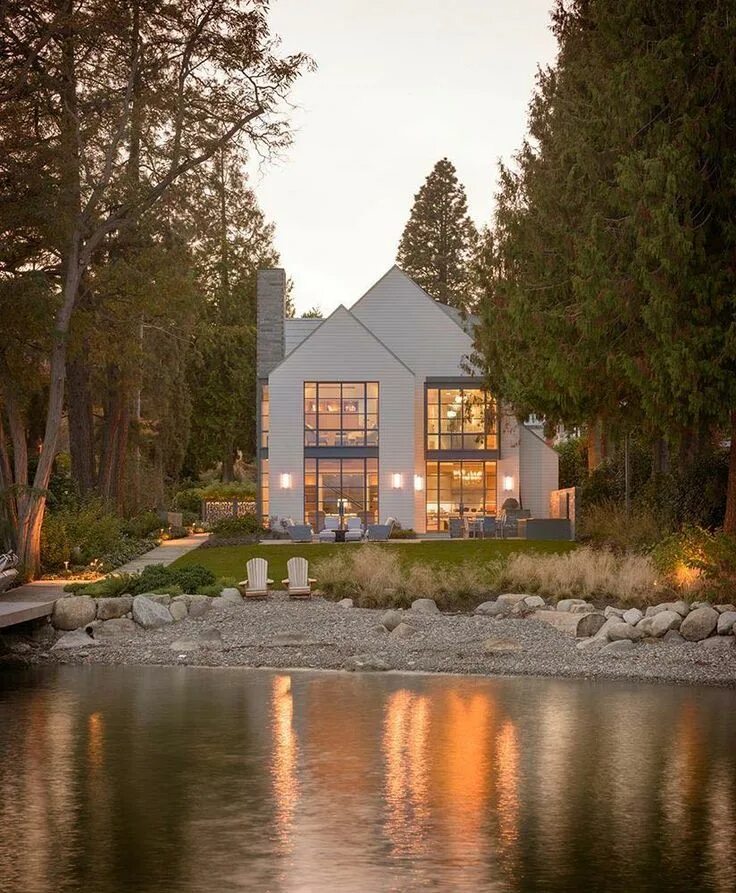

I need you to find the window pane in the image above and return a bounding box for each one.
[367,382,379,399]
[427,434,439,450]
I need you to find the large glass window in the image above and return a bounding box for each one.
[425,460,497,532]
[304,382,379,447]
[426,387,497,451]
[304,457,379,530]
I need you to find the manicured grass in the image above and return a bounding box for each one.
[171,539,576,584]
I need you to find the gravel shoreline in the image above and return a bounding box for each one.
[8,593,736,689]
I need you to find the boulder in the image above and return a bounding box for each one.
[622,608,643,626]
[607,621,644,642]
[680,606,719,642]
[636,617,655,636]
[390,622,417,639]
[411,598,439,615]
[343,654,391,672]
[601,639,636,657]
[523,595,546,609]
[535,609,607,638]
[604,606,625,619]
[96,595,133,620]
[219,587,244,605]
[51,629,99,650]
[557,598,589,613]
[132,595,173,629]
[663,629,685,644]
[483,637,523,653]
[172,594,193,607]
[52,596,97,631]
[91,618,137,641]
[381,609,404,631]
[211,596,236,610]
[170,628,223,652]
[570,603,595,614]
[576,636,606,652]
[474,601,508,618]
[650,610,682,638]
[169,600,188,622]
[188,595,212,618]
[496,593,531,606]
[148,593,171,606]
[646,600,690,618]
[715,604,736,614]
[716,611,736,635]
[337,598,354,608]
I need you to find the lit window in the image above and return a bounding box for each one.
[426,387,497,451]
[304,382,379,447]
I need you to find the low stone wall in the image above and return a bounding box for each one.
[50,589,245,649]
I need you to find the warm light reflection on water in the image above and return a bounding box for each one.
[0,667,735,893]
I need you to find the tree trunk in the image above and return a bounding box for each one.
[222,446,235,483]
[587,420,604,472]
[724,411,736,536]
[651,436,670,476]
[98,368,130,507]
[67,352,96,493]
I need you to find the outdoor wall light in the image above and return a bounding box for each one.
[391,473,403,489]
[280,473,292,489]
[503,475,514,492]
[414,474,424,491]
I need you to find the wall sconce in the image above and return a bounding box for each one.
[280,473,292,489]
[391,473,403,489]
[414,474,424,491]
[503,475,514,492]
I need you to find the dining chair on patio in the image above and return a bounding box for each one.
[449,517,465,539]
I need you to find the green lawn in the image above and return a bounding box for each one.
[172,539,576,583]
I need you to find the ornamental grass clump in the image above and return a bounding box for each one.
[499,546,658,605]
[316,545,403,606]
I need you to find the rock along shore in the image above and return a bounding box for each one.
[3,589,736,689]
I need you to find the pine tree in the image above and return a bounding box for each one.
[397,158,478,312]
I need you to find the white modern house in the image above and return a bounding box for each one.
[256,266,559,535]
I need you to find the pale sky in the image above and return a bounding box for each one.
[253,0,558,316]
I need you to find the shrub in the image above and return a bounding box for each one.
[389,528,417,540]
[65,573,136,597]
[650,527,736,599]
[128,563,216,595]
[198,583,224,598]
[41,500,123,570]
[499,546,659,605]
[578,500,665,552]
[120,511,162,539]
[152,584,183,596]
[211,515,263,537]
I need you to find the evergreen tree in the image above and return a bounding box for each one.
[397,158,478,312]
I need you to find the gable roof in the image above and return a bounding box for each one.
[350,265,472,337]
[267,303,415,378]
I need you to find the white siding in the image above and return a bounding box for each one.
[497,413,521,509]
[284,318,322,355]
[268,306,416,528]
[519,426,559,518]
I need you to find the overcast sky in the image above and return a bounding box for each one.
[252,0,558,316]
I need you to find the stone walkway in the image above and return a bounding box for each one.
[113,532,210,573]
[0,533,208,629]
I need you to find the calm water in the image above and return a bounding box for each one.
[0,668,735,893]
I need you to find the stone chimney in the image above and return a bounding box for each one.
[257,269,286,378]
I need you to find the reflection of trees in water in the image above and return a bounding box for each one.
[1,670,736,892]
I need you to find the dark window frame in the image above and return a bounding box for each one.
[425,384,498,453]
[304,456,379,531]
[304,381,379,448]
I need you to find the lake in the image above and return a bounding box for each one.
[0,667,734,892]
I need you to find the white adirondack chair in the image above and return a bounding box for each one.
[238,557,273,599]
[281,557,316,599]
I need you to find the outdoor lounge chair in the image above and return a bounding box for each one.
[287,524,314,543]
[449,517,465,539]
[365,518,394,541]
[344,517,364,542]
[281,556,316,598]
[238,557,273,599]
[318,516,339,543]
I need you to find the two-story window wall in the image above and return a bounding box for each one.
[304,382,379,529]
[425,385,498,532]
[304,382,378,447]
